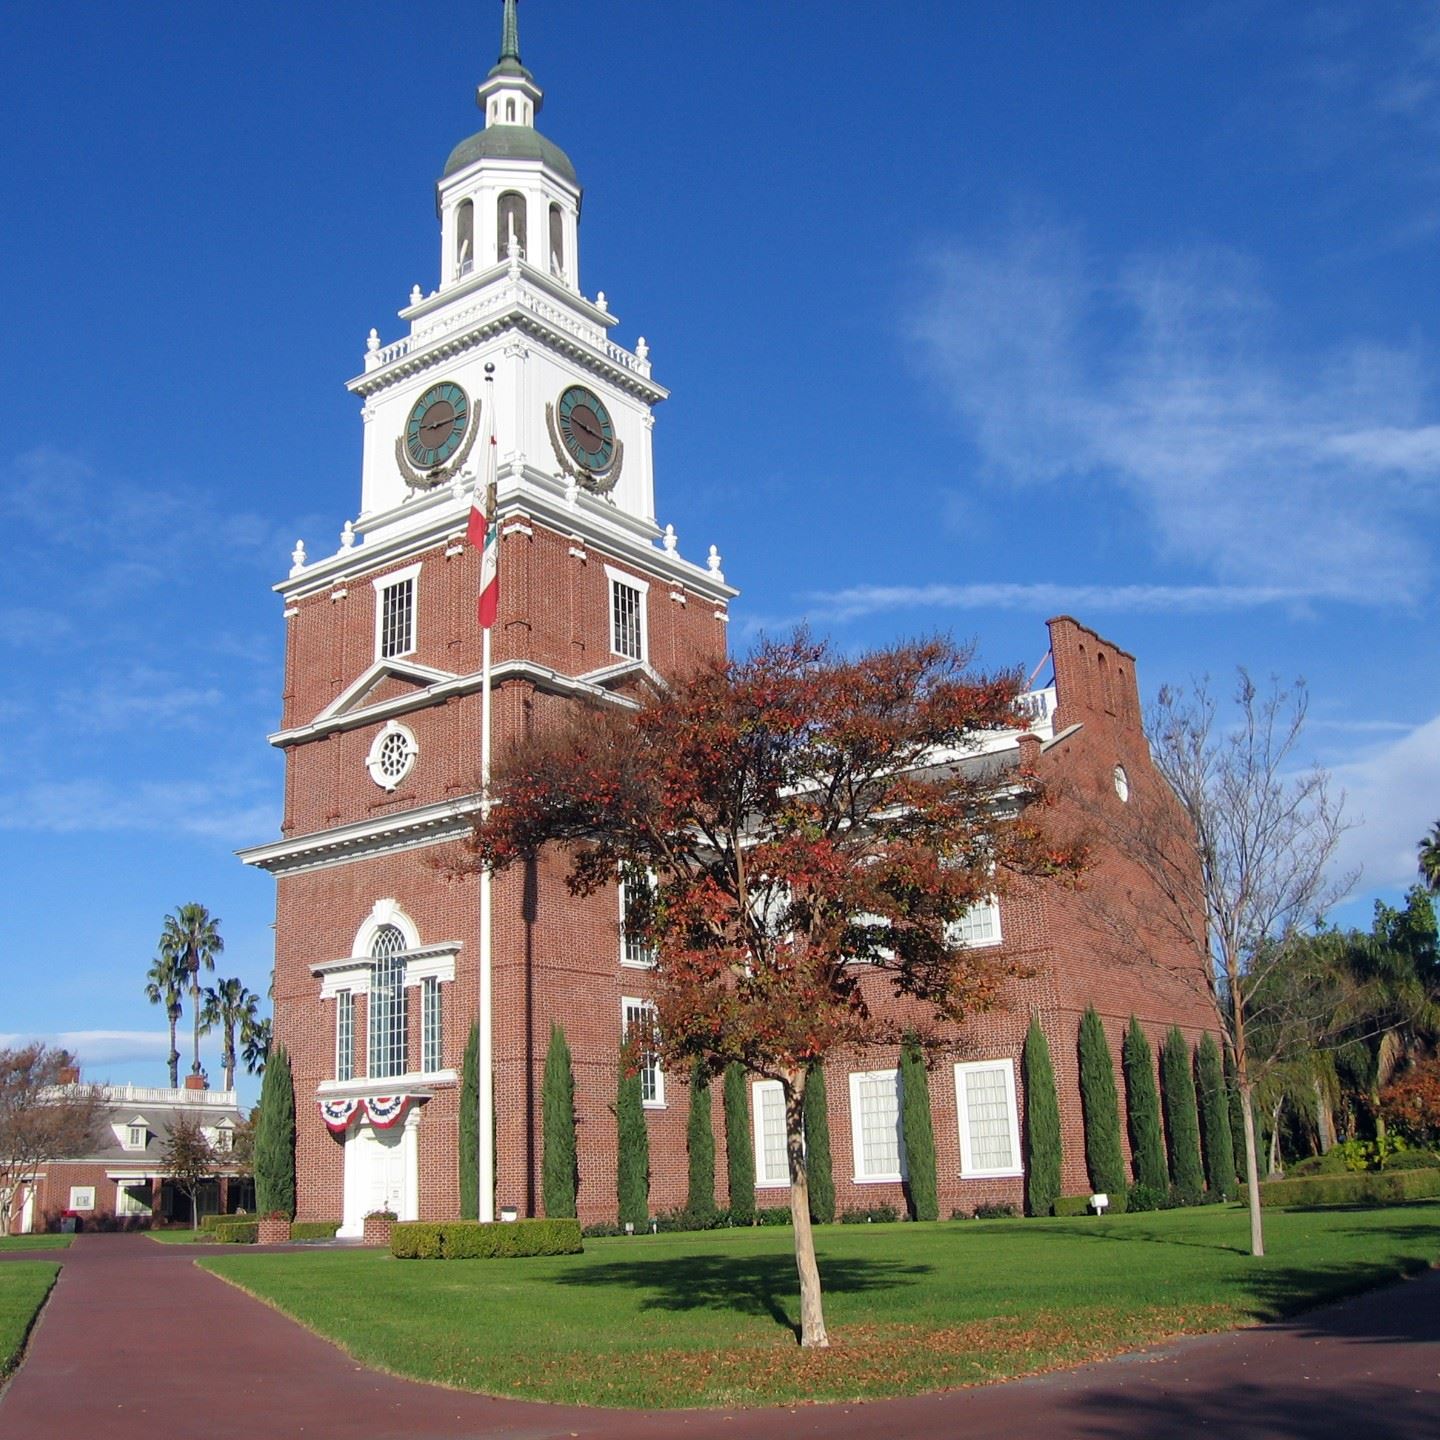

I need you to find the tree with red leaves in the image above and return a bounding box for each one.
[461,632,1086,1347]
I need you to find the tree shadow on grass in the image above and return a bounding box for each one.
[1237,1256,1440,1333]
[552,1253,931,1339]
[1039,1219,1252,1255]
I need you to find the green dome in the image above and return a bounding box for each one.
[442,125,578,187]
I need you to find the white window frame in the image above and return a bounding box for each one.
[69,1186,95,1212]
[605,564,648,663]
[335,988,354,1082]
[953,1058,1024,1179]
[621,996,665,1107]
[374,562,421,661]
[366,720,418,792]
[421,974,443,1073]
[123,1119,148,1152]
[946,896,1002,949]
[848,1068,906,1183]
[618,865,657,968]
[752,1079,790,1188]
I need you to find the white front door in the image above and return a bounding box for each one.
[340,1114,419,1236]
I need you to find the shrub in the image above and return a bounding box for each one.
[653,1206,727,1233]
[840,1204,901,1224]
[1258,1168,1440,1208]
[756,1205,793,1226]
[1195,1034,1237,1200]
[900,1042,938,1221]
[1126,1182,1170,1213]
[391,1218,583,1258]
[1161,1028,1205,1205]
[254,1044,296,1220]
[213,1221,259,1244]
[459,1022,478,1220]
[1122,1018,1167,1194]
[289,1221,340,1240]
[1379,1057,1440,1148]
[580,1220,625,1239]
[803,1063,835,1224]
[616,1046,649,1230]
[1053,1195,1094,1217]
[686,1061,716,1219]
[541,1023,578,1219]
[1023,1015,1062,1217]
[972,1202,1019,1220]
[1078,1008,1127,1205]
[723,1062,755,1225]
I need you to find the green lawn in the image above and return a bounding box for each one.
[201,1203,1440,1408]
[0,1263,59,1379]
[0,1236,71,1253]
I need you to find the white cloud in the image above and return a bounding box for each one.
[0,1030,170,1067]
[0,776,277,844]
[909,222,1440,604]
[1331,712,1440,893]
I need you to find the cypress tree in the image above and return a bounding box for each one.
[1122,1017,1168,1195]
[459,1022,478,1219]
[1161,1027,1205,1203]
[1077,1007,1127,1208]
[686,1061,715,1218]
[616,1045,650,1228]
[899,1041,938,1220]
[1195,1032,1236,1200]
[1023,1015,1062,1217]
[542,1023,578,1218]
[1224,1043,1248,1186]
[723,1061,755,1224]
[254,1043,295,1219]
[803,1063,835,1224]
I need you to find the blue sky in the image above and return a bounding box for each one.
[2,1,1436,1104]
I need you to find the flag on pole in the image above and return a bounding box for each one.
[470,405,500,629]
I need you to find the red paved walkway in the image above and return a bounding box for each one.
[1,1234,1437,1439]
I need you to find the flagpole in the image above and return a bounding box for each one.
[477,364,496,1224]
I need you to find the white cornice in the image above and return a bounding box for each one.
[315,658,459,725]
[314,1073,455,1100]
[268,656,640,749]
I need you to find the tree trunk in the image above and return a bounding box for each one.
[223,1024,235,1092]
[1268,1099,1283,1177]
[1313,1078,1335,1154]
[1238,1083,1264,1257]
[785,1071,829,1349]
[191,976,202,1077]
[167,1012,179,1089]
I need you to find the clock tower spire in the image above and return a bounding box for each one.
[477,0,543,131]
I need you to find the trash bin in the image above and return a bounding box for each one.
[59,1218,76,1234]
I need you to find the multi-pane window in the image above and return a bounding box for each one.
[622,998,663,1106]
[610,577,644,661]
[379,576,415,659]
[368,925,409,1079]
[126,1124,146,1150]
[336,989,354,1082]
[619,865,656,967]
[954,1060,1022,1177]
[849,1069,905,1181]
[422,975,443,1073]
[753,1080,789,1187]
[947,898,1002,949]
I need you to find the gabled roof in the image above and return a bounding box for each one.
[313,658,459,725]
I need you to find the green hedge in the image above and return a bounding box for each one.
[213,1221,259,1244]
[1258,1168,1440,1209]
[391,1218,583,1259]
[289,1221,340,1240]
[1053,1194,1123,1217]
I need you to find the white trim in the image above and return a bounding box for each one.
[68,1185,96,1212]
[373,562,422,661]
[621,996,665,1108]
[605,566,649,663]
[618,867,657,968]
[351,898,421,959]
[953,1058,1024,1179]
[848,1068,905,1184]
[365,719,419,791]
[315,1071,455,1100]
[752,1079,789,1188]
[315,657,457,726]
[603,563,651,594]
[946,897,1003,950]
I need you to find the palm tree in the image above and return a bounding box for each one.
[241,1016,272,1076]
[144,952,186,1088]
[201,978,259,1092]
[1420,821,1440,894]
[159,904,223,1081]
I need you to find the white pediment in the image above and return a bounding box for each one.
[314,658,460,725]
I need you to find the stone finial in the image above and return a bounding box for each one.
[707,545,724,582]
[636,336,649,361]
[596,291,609,313]
[663,523,678,555]
[290,540,307,575]
[340,520,355,551]
[409,284,423,306]
[366,328,380,352]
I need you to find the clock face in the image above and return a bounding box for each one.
[556,385,616,472]
[404,381,471,470]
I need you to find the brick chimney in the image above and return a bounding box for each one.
[184,1073,208,1091]
[57,1065,80,1086]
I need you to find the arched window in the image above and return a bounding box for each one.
[505,97,516,122]
[368,924,408,1079]
[549,203,565,278]
[497,191,527,259]
[456,199,474,276]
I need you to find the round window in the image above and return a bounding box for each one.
[1113,765,1130,803]
[366,722,417,791]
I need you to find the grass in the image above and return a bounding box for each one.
[0,1263,59,1380]
[0,1236,71,1253]
[147,1229,214,1244]
[199,1202,1440,1408]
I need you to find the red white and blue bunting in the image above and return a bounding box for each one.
[317,1095,411,1133]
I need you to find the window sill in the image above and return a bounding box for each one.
[620,959,657,970]
[641,1100,667,1111]
[959,1168,1024,1180]
[851,1174,904,1185]
[755,1178,789,1190]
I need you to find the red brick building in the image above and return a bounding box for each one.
[240,7,1217,1233]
